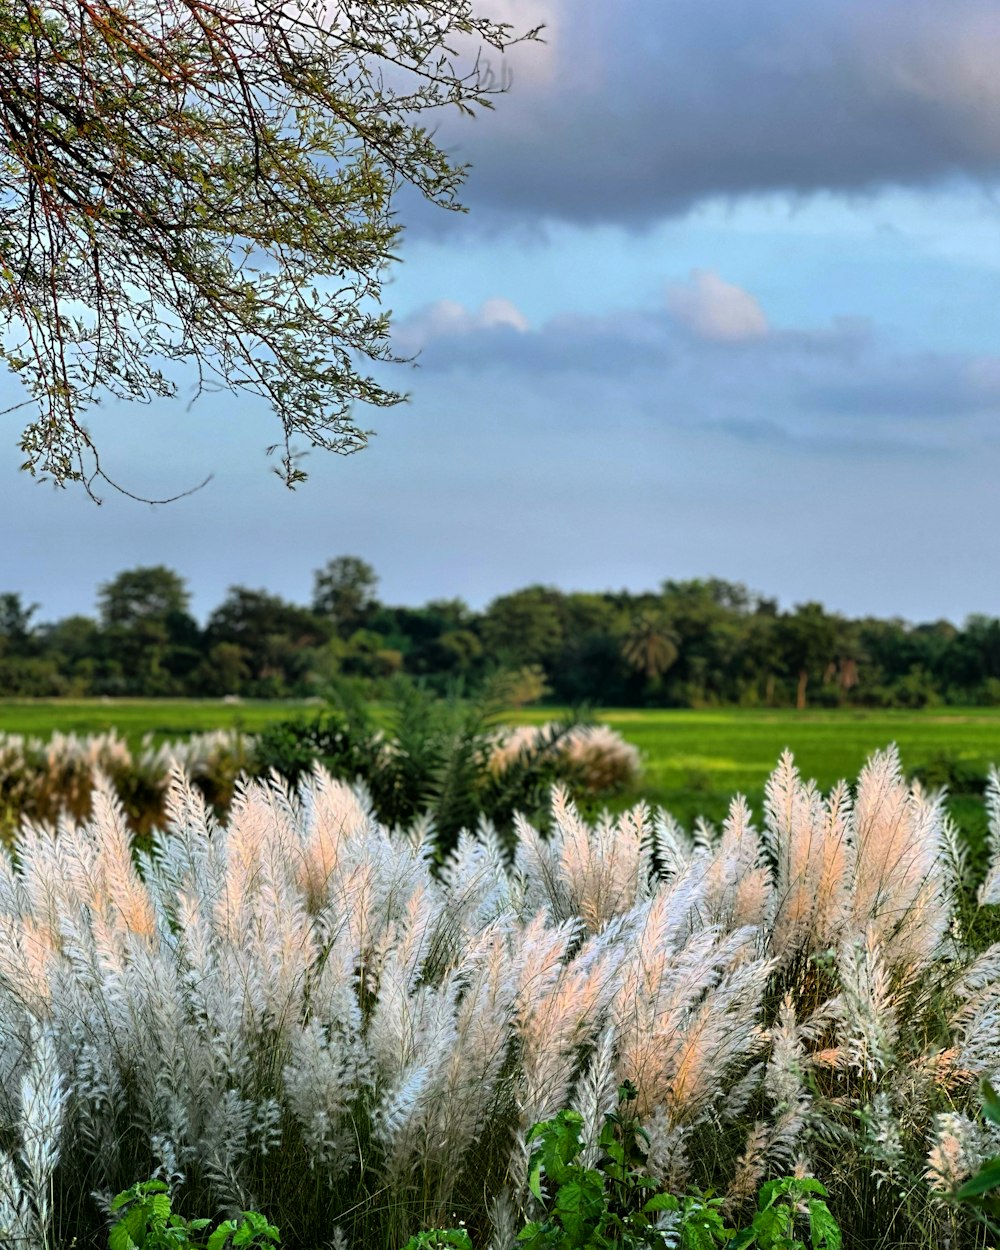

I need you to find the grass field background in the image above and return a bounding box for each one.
[0,698,312,741]
[511,706,1000,849]
[2,698,998,846]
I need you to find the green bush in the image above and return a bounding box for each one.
[109,1180,280,1250]
[411,1086,842,1250]
[253,682,590,855]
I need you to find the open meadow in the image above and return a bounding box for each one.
[3,699,999,845]
[0,697,313,742]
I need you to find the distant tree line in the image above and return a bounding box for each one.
[2,559,1000,707]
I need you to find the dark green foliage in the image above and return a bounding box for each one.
[517,1083,733,1250]
[254,680,587,856]
[109,1181,280,1250]
[910,750,987,796]
[729,1178,840,1250]
[414,1088,843,1250]
[5,558,1000,706]
[401,1232,473,1250]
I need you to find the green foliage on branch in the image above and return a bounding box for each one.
[0,0,539,492]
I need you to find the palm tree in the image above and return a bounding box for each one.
[621,612,680,681]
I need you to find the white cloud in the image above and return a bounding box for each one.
[665,270,769,343]
[394,297,529,351]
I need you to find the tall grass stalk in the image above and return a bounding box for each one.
[0,748,999,1249]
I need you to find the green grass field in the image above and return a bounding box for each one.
[2,698,998,845]
[515,705,1000,848]
[0,697,314,742]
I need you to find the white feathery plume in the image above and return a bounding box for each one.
[642,1106,693,1192]
[926,1111,988,1192]
[762,995,811,1172]
[553,790,648,931]
[512,809,572,922]
[572,1024,618,1169]
[763,752,832,957]
[978,766,1000,905]
[702,795,769,932]
[6,1022,68,1250]
[0,1152,33,1250]
[647,809,693,880]
[835,928,898,1078]
[438,827,511,936]
[850,747,948,973]
[143,766,225,921]
[692,816,716,854]
[812,779,853,949]
[86,779,156,939]
[0,916,55,1012]
[413,922,517,1195]
[727,1121,769,1205]
[486,1188,520,1250]
[938,809,971,899]
[296,768,369,911]
[283,1016,368,1173]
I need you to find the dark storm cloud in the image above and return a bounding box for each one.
[436,0,1000,227]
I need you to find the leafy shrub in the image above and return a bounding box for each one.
[412,1087,840,1250]
[253,685,606,855]
[729,1178,839,1250]
[109,1180,280,1250]
[910,750,986,796]
[518,1083,732,1250]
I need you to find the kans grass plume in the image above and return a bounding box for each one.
[0,746,997,1248]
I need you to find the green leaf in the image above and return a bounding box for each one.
[792,1179,827,1198]
[750,1207,789,1245]
[729,1230,757,1250]
[982,1080,1000,1127]
[109,1223,138,1250]
[149,1194,172,1224]
[120,1206,151,1245]
[528,1158,545,1203]
[806,1200,841,1250]
[756,1180,785,1211]
[957,1160,1000,1199]
[643,1194,680,1214]
[207,1220,238,1250]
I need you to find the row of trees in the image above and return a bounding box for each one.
[1,560,999,707]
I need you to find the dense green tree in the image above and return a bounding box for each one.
[0,592,38,656]
[312,557,379,640]
[2,561,1000,707]
[479,586,567,673]
[778,602,840,710]
[96,566,199,694]
[621,611,680,682]
[98,566,190,630]
[206,587,328,695]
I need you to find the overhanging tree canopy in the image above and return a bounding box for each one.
[0,0,538,494]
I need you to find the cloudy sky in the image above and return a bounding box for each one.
[6,0,1000,624]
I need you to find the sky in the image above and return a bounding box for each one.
[5,0,1000,625]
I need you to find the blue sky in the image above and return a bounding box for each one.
[5,0,1000,624]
